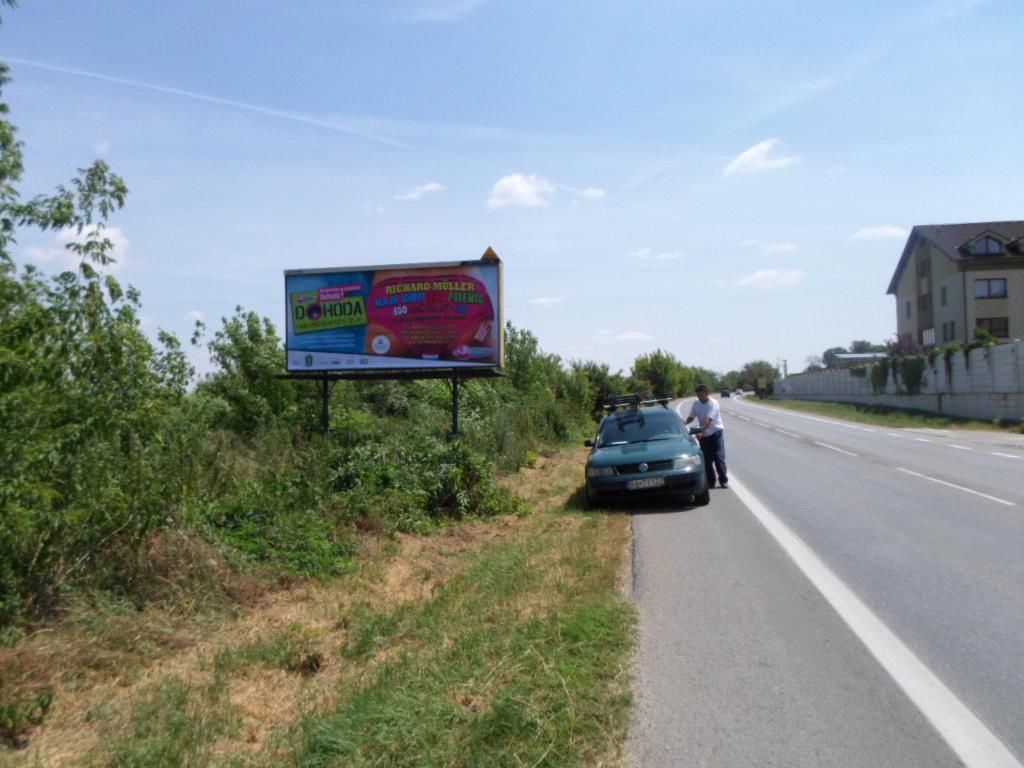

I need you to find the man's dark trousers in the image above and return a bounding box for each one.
[701,431,727,487]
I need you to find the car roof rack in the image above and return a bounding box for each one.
[602,393,671,411]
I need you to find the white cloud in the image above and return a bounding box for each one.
[723,139,797,177]
[736,268,805,289]
[628,247,685,261]
[94,140,111,156]
[742,240,798,254]
[394,181,445,201]
[579,187,606,200]
[593,330,654,343]
[24,226,129,273]
[185,310,205,324]
[529,296,563,306]
[487,173,555,209]
[851,225,908,240]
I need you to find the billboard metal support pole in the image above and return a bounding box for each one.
[451,373,460,437]
[321,374,331,433]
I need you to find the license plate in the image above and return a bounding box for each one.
[626,477,665,490]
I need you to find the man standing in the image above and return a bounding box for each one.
[685,384,728,489]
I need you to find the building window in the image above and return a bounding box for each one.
[906,300,911,319]
[976,317,1009,338]
[950,320,955,340]
[940,285,947,306]
[967,237,1005,256]
[974,278,1008,298]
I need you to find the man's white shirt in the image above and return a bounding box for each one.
[688,397,724,436]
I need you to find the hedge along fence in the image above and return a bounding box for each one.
[871,361,888,394]
[774,341,1024,421]
[899,356,927,396]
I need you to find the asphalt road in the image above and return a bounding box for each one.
[627,396,1024,768]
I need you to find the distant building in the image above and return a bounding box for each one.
[830,352,889,368]
[887,221,1024,348]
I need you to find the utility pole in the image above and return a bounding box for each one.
[782,359,788,377]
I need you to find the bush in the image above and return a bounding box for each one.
[870,361,889,394]
[898,356,927,395]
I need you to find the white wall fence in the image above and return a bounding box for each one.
[775,341,1024,422]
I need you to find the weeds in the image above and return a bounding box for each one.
[295,514,635,768]
[100,676,239,768]
[763,398,1019,431]
[0,690,52,749]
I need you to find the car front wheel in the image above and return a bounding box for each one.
[694,489,710,506]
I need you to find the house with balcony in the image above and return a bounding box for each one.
[887,220,1024,348]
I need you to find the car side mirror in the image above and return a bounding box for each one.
[688,426,703,435]
[584,438,595,447]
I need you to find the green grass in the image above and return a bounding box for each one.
[291,515,635,768]
[762,398,1022,432]
[96,676,240,768]
[213,626,326,677]
[51,508,634,768]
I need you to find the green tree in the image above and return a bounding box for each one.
[199,306,300,434]
[630,349,683,398]
[0,39,209,620]
[822,346,848,368]
[737,360,781,394]
[570,359,626,417]
[688,366,718,394]
[721,370,742,389]
[849,339,885,354]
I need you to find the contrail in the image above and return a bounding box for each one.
[4,55,708,228]
[5,55,440,157]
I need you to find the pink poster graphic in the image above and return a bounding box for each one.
[365,269,497,363]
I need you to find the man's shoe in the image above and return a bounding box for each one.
[719,481,729,489]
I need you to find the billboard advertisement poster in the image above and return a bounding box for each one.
[284,258,503,372]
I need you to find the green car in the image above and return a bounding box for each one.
[584,396,709,507]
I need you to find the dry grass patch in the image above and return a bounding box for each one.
[1,444,619,766]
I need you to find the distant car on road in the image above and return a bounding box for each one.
[720,388,731,397]
[584,394,709,507]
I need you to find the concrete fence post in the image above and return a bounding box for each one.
[1015,341,1022,393]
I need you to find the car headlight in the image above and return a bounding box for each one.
[587,466,615,478]
[673,455,702,471]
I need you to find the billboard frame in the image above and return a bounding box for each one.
[283,250,504,375]
[280,248,506,434]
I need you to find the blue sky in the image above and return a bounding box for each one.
[4,0,1023,376]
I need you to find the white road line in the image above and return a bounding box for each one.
[888,433,903,438]
[914,438,932,443]
[991,452,1021,460]
[896,468,1016,507]
[775,428,799,438]
[949,444,972,451]
[814,441,859,457]
[729,476,1023,768]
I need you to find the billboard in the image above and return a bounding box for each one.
[284,256,503,373]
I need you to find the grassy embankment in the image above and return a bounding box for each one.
[759,397,1024,433]
[0,448,636,768]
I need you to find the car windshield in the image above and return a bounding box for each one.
[597,411,684,447]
